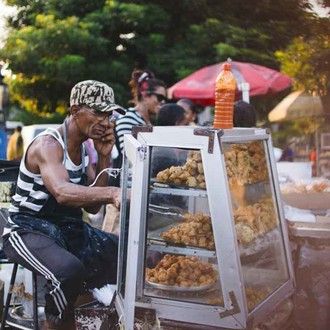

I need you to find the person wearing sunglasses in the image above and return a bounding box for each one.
[111,69,166,187]
[2,80,126,328]
[177,98,198,126]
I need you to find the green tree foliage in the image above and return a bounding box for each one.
[276,34,329,95]
[273,9,329,147]
[275,0,329,95]
[0,0,317,116]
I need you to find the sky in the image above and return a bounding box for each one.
[0,0,329,46]
[0,0,16,46]
[310,0,330,16]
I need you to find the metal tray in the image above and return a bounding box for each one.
[148,223,176,240]
[146,280,216,292]
[149,222,277,256]
[151,179,206,191]
[148,224,214,249]
[239,228,279,257]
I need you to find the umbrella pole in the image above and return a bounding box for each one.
[240,82,250,103]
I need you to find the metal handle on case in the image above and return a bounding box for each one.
[148,204,184,218]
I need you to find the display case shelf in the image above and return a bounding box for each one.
[147,228,279,260]
[147,240,216,258]
[150,185,207,198]
[144,286,223,307]
[238,228,280,258]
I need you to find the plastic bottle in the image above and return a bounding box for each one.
[214,60,237,129]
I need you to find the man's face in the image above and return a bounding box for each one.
[75,105,114,140]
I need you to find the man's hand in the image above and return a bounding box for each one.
[110,187,121,209]
[93,121,115,157]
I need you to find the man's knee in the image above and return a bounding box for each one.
[58,256,85,283]
[2,237,17,261]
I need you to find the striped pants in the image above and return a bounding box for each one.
[3,230,85,319]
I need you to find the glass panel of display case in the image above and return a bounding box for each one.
[144,146,223,306]
[150,147,205,189]
[118,156,133,299]
[144,252,223,306]
[222,140,289,312]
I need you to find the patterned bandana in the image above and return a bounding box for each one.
[70,80,126,114]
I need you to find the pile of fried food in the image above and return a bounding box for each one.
[160,199,277,249]
[156,142,268,188]
[224,142,268,186]
[156,150,206,189]
[146,254,217,288]
[207,287,269,310]
[245,287,269,311]
[160,213,215,250]
[160,199,276,249]
[234,198,277,245]
[281,179,330,194]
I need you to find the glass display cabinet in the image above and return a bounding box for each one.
[115,126,294,329]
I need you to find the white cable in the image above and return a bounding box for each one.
[89,167,121,187]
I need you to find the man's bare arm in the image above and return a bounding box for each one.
[84,123,116,212]
[29,136,120,208]
[84,155,113,213]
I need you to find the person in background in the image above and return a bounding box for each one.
[111,69,166,187]
[7,126,24,161]
[2,80,125,329]
[231,100,257,205]
[84,138,106,229]
[177,98,198,126]
[233,100,257,127]
[152,103,186,176]
[157,103,187,126]
[279,144,294,162]
[103,71,166,235]
[115,69,167,154]
[84,138,98,170]
[309,147,317,177]
[149,104,187,229]
[0,127,7,159]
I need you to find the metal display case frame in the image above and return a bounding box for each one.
[115,126,295,329]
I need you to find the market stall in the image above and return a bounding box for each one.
[280,179,330,329]
[268,91,330,177]
[115,126,294,329]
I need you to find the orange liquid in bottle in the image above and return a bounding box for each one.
[214,62,236,129]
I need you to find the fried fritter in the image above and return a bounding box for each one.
[146,254,217,287]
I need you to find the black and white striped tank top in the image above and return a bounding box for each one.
[9,128,89,215]
[115,108,146,154]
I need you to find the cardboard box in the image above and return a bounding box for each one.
[281,192,330,210]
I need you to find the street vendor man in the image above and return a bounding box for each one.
[2,80,125,327]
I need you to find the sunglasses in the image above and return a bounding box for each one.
[148,92,167,103]
[84,107,115,121]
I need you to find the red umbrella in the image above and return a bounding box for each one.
[168,61,292,106]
